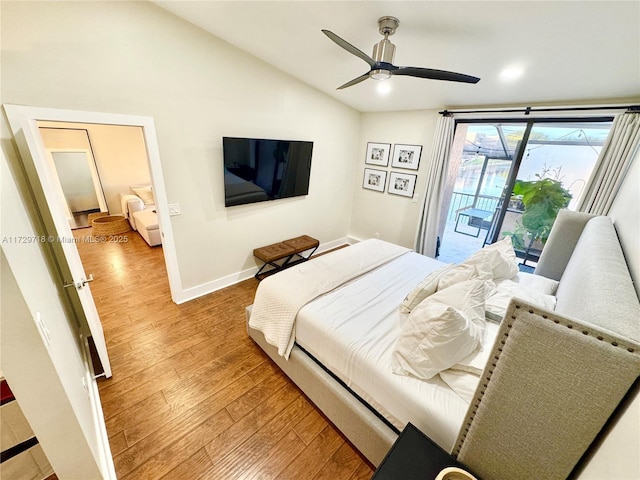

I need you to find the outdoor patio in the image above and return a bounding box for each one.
[437,218,536,273]
[437,218,487,264]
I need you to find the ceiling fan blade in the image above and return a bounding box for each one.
[337,72,370,90]
[322,30,376,67]
[392,66,480,84]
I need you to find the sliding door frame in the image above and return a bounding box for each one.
[451,116,614,247]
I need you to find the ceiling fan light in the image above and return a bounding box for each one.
[370,69,391,80]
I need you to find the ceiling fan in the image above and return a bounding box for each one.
[322,16,481,90]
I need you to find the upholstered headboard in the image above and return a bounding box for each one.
[453,211,640,479]
[453,301,640,479]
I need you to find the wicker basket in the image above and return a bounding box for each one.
[92,215,130,236]
[87,212,109,224]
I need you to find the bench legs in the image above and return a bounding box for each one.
[254,237,319,280]
[255,254,294,280]
[254,244,319,280]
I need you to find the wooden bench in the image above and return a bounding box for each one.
[253,235,319,280]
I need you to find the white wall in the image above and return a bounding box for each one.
[350,110,440,247]
[1,0,360,293]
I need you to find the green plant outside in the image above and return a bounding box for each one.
[503,178,572,250]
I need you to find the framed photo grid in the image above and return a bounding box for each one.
[391,144,422,170]
[362,168,387,192]
[365,142,391,167]
[388,171,417,197]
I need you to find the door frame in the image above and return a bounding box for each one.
[448,116,614,249]
[4,104,183,302]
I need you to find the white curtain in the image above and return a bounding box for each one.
[578,112,640,215]
[415,115,455,256]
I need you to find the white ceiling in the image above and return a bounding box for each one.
[153,1,640,113]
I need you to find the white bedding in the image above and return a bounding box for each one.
[249,239,409,358]
[251,239,559,453]
[295,251,470,451]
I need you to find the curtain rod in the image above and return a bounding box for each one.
[439,104,640,116]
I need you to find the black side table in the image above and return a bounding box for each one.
[372,423,476,480]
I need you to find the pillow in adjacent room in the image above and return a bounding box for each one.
[131,185,155,205]
[462,236,519,281]
[400,264,454,314]
[392,280,485,380]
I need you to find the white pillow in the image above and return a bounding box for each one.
[438,263,480,290]
[450,320,500,375]
[513,272,559,295]
[485,279,557,321]
[131,185,155,205]
[392,280,486,380]
[400,264,454,314]
[462,236,519,281]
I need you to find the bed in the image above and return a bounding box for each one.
[247,210,640,479]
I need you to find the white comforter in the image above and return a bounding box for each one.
[248,239,410,358]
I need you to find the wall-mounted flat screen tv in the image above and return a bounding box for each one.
[222,137,313,207]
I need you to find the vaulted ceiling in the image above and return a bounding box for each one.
[154,1,640,112]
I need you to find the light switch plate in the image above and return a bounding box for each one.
[168,203,181,216]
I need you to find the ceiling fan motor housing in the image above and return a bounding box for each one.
[371,16,398,79]
[372,38,395,64]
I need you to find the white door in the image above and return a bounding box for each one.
[7,116,112,378]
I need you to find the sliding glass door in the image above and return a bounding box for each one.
[438,119,612,266]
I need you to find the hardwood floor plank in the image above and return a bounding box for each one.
[74,231,374,479]
[119,408,234,480]
[277,424,344,479]
[293,407,329,446]
[204,380,302,465]
[105,391,168,436]
[158,447,213,480]
[240,428,307,479]
[312,442,365,480]
[224,368,290,422]
[350,459,377,480]
[161,348,266,411]
[99,347,192,395]
[202,395,314,478]
[107,431,128,457]
[131,375,254,448]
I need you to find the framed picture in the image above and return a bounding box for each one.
[363,168,387,192]
[391,144,422,170]
[365,142,391,167]
[388,172,417,197]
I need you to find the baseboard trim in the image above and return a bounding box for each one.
[173,236,356,304]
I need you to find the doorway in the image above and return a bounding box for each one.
[438,119,613,266]
[4,105,182,302]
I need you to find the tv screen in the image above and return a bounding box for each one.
[222,137,313,207]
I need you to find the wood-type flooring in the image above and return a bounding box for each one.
[74,228,374,479]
